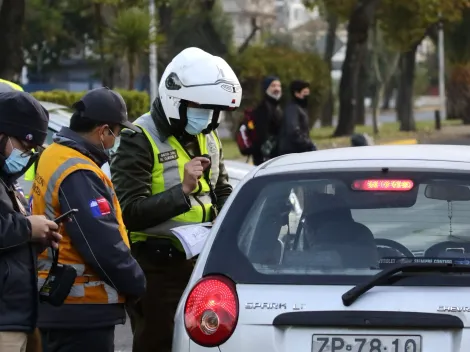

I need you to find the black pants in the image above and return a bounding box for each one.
[40,326,115,352]
[127,242,194,352]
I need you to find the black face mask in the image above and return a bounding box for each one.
[295,95,309,108]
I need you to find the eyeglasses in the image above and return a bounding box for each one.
[10,138,36,157]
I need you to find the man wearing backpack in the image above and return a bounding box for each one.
[235,76,282,165]
[250,76,283,165]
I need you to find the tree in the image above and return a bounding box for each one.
[23,0,64,80]
[445,7,470,123]
[369,20,400,134]
[0,0,26,80]
[333,0,379,137]
[105,6,152,89]
[379,0,470,131]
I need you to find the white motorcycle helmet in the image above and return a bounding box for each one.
[158,47,242,134]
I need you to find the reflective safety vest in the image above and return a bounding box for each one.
[31,143,129,304]
[130,113,220,244]
[23,150,37,200]
[0,78,23,91]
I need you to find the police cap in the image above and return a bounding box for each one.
[0,91,49,146]
[72,87,140,132]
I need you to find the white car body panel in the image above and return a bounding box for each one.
[173,145,470,352]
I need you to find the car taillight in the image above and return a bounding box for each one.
[184,275,238,347]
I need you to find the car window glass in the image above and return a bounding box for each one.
[45,128,55,146]
[206,172,470,286]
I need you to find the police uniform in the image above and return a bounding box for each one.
[111,99,233,352]
[31,88,145,352]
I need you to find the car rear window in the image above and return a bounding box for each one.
[203,171,470,286]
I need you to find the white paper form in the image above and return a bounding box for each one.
[170,222,213,259]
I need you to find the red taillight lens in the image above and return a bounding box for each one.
[184,275,238,347]
[351,179,414,191]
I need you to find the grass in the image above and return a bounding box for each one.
[221,119,463,161]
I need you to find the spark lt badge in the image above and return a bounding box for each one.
[245,303,306,310]
[437,306,470,312]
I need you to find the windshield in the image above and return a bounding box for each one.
[204,171,470,286]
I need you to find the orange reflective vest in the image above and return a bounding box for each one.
[31,143,128,304]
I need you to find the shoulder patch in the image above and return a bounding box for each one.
[89,197,111,217]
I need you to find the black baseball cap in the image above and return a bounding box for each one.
[0,91,49,146]
[72,87,140,132]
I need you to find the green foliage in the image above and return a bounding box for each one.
[166,0,233,57]
[31,89,150,121]
[230,46,330,117]
[379,0,470,51]
[106,6,152,55]
[445,8,470,64]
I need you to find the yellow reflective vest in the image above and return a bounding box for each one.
[31,143,128,304]
[0,78,23,92]
[130,113,220,244]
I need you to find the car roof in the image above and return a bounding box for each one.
[257,145,470,176]
[225,160,254,179]
[40,101,71,111]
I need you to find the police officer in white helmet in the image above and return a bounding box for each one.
[111,47,242,351]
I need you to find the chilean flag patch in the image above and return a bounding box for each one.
[89,197,111,217]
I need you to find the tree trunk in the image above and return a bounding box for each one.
[355,59,367,125]
[371,83,383,134]
[397,46,418,131]
[333,0,379,137]
[0,0,25,80]
[197,0,228,57]
[320,12,338,127]
[94,3,108,86]
[381,77,395,110]
[447,63,470,122]
[128,54,135,90]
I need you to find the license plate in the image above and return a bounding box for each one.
[312,334,422,352]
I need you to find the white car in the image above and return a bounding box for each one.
[173,144,470,352]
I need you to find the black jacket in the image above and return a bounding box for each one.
[110,99,233,232]
[278,100,314,155]
[37,127,146,329]
[251,95,282,166]
[0,171,36,333]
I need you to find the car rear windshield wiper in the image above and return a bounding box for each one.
[342,263,470,306]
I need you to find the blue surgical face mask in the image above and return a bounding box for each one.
[4,148,31,175]
[185,108,213,135]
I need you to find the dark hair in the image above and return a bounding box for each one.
[290,80,310,95]
[69,112,118,133]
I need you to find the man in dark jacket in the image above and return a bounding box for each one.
[278,80,316,155]
[0,91,61,352]
[31,88,146,352]
[251,76,283,165]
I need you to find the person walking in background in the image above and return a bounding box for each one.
[250,76,283,165]
[278,80,316,155]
